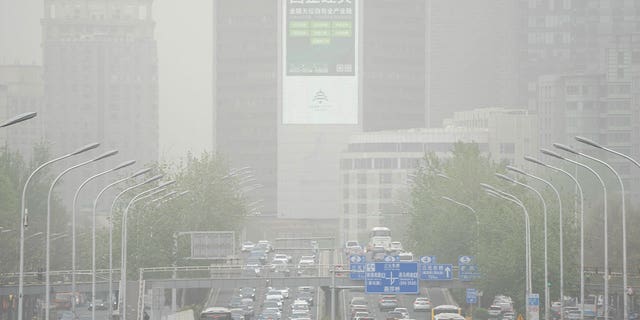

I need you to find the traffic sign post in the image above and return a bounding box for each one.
[419,263,453,280]
[527,293,540,320]
[349,255,366,280]
[365,262,419,294]
[466,288,478,304]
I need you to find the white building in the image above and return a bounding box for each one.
[340,107,537,243]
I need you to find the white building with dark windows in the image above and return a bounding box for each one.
[340,107,538,243]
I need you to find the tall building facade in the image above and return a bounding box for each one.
[0,65,45,159]
[214,0,428,218]
[42,0,158,207]
[213,0,279,216]
[523,0,640,198]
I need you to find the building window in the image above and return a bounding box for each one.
[343,188,349,199]
[357,173,367,184]
[357,217,367,230]
[343,173,350,184]
[566,85,579,95]
[380,173,392,184]
[357,188,367,199]
[400,158,420,169]
[374,158,396,169]
[380,188,392,199]
[354,158,372,169]
[343,204,350,215]
[357,204,368,215]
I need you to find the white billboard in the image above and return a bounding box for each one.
[282,0,358,124]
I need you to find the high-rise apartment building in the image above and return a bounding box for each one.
[0,65,45,159]
[213,0,427,218]
[524,0,640,198]
[42,0,158,207]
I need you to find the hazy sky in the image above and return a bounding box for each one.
[0,0,214,164]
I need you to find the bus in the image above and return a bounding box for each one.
[432,305,462,320]
[200,307,232,320]
[367,227,392,251]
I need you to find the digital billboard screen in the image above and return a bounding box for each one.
[283,0,358,124]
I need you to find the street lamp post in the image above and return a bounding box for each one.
[575,136,640,320]
[45,150,118,320]
[507,165,565,320]
[543,146,609,320]
[482,185,532,317]
[70,155,130,317]
[108,173,161,316]
[119,181,175,320]
[71,160,137,320]
[17,142,99,320]
[525,155,585,320]
[496,173,550,320]
[441,196,479,255]
[0,112,37,128]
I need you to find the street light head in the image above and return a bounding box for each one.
[540,148,565,160]
[91,149,118,162]
[0,111,37,127]
[479,183,497,191]
[436,173,450,180]
[506,165,527,175]
[178,190,190,196]
[575,136,603,149]
[553,143,579,155]
[112,160,136,171]
[71,142,100,155]
[147,188,167,198]
[524,155,548,167]
[495,173,515,183]
[143,174,163,185]
[158,180,176,188]
[130,168,152,179]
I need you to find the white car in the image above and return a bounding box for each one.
[273,253,292,263]
[394,307,410,318]
[413,297,432,311]
[241,241,255,252]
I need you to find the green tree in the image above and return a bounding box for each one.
[406,142,580,312]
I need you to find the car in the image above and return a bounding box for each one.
[240,287,256,300]
[394,307,410,318]
[389,241,403,253]
[261,307,281,320]
[299,255,316,264]
[413,297,432,311]
[229,295,244,308]
[344,240,360,255]
[88,299,107,311]
[378,295,399,310]
[271,287,290,299]
[566,310,581,320]
[273,253,292,263]
[351,305,369,318]
[297,291,314,305]
[386,310,404,319]
[354,317,375,320]
[291,300,310,313]
[398,251,414,261]
[270,259,287,271]
[488,305,503,317]
[297,286,315,294]
[262,300,280,311]
[241,241,255,252]
[58,311,74,320]
[230,308,246,320]
[256,240,274,252]
[352,311,370,320]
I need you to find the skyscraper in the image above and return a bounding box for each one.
[213,0,428,219]
[42,0,158,205]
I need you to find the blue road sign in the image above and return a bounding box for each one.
[419,256,436,264]
[466,288,478,304]
[459,264,481,281]
[384,255,399,262]
[349,255,366,280]
[365,262,419,294]
[420,263,453,280]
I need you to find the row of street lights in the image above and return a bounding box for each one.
[439,136,638,320]
[2,112,188,320]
